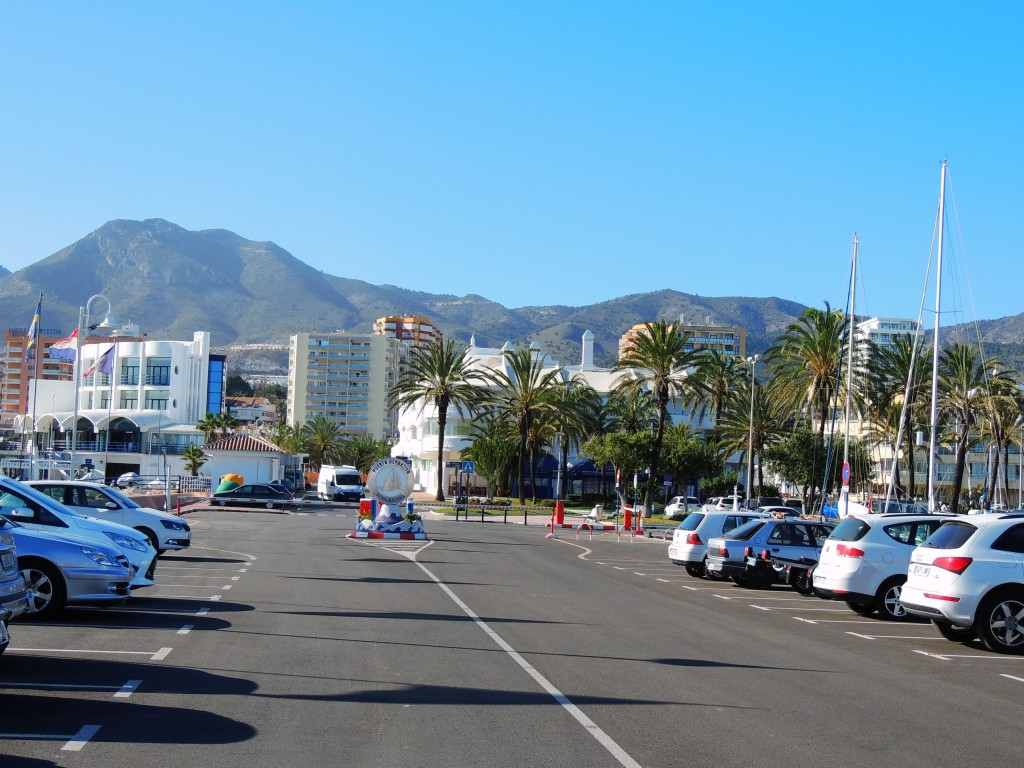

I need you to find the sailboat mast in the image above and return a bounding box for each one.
[842,235,857,510]
[927,160,948,512]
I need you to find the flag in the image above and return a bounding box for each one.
[82,345,114,377]
[25,300,40,350]
[47,328,79,361]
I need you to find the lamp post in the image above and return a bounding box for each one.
[746,354,759,508]
[69,295,120,474]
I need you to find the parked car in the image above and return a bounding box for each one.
[212,483,295,509]
[700,495,743,512]
[746,496,785,510]
[902,513,1024,653]
[0,516,29,654]
[782,498,804,513]
[706,516,835,588]
[813,512,951,620]
[25,481,191,555]
[664,496,700,519]
[6,516,132,619]
[0,477,157,589]
[668,510,770,578]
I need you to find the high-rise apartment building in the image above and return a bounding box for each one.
[372,315,442,349]
[617,321,746,360]
[287,331,400,439]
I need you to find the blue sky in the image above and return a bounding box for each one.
[2,2,1021,324]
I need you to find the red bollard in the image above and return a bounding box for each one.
[555,499,565,525]
[623,505,633,530]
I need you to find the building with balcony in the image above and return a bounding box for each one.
[6,331,219,482]
[617,320,746,359]
[372,315,442,350]
[287,331,400,439]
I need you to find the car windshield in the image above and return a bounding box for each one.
[98,486,143,509]
[337,474,362,485]
[829,517,870,542]
[677,513,706,531]
[920,521,977,549]
[725,520,767,540]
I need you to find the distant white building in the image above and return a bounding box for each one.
[13,331,222,482]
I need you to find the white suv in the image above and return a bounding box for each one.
[665,496,700,519]
[668,510,769,578]
[813,513,950,620]
[25,481,191,555]
[902,513,1024,653]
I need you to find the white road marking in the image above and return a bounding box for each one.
[409,556,644,768]
[177,625,193,635]
[62,725,101,751]
[912,650,952,661]
[752,605,771,611]
[11,648,169,658]
[115,680,142,698]
[1000,674,1024,683]
[151,647,172,660]
[209,594,222,601]
[196,607,210,616]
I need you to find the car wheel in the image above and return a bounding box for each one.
[875,577,910,621]
[684,563,705,579]
[975,589,1024,654]
[219,499,228,507]
[932,620,976,643]
[19,558,66,620]
[790,567,814,595]
[0,620,9,655]
[845,601,875,616]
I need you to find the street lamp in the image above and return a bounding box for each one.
[746,354,760,508]
[69,295,120,474]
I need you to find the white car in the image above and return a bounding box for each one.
[902,513,1024,653]
[664,496,700,519]
[668,510,770,578]
[813,513,950,620]
[25,481,191,555]
[0,477,157,589]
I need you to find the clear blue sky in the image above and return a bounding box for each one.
[2,2,1021,323]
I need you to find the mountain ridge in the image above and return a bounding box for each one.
[2,218,1023,372]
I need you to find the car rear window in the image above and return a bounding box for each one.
[920,521,977,549]
[677,513,706,531]
[725,520,767,541]
[828,518,869,542]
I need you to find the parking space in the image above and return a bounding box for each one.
[581,538,1024,682]
[0,544,254,758]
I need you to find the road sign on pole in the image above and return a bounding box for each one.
[842,462,851,486]
[462,461,474,474]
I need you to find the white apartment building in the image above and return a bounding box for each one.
[11,331,217,482]
[287,331,399,439]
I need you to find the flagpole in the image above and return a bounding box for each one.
[69,305,85,475]
[28,291,42,481]
[103,341,118,481]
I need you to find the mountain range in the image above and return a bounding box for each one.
[2,218,1024,373]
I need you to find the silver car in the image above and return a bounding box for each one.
[6,513,132,619]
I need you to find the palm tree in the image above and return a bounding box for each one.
[691,349,745,439]
[344,434,393,475]
[547,376,601,501]
[612,320,701,509]
[936,343,991,510]
[478,347,565,504]
[764,305,849,439]
[715,376,792,498]
[388,339,484,502]
[181,445,207,476]
[976,367,1017,509]
[303,416,348,469]
[864,334,930,500]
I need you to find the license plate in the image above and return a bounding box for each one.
[707,562,721,571]
[911,563,931,578]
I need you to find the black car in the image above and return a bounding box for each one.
[211,484,295,509]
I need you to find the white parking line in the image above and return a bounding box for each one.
[847,632,945,641]
[62,724,101,751]
[177,625,193,635]
[196,607,210,616]
[914,650,1024,661]
[10,647,172,660]
[1000,674,1024,683]
[793,617,880,625]
[114,680,142,698]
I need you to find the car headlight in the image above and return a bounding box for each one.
[81,546,118,567]
[103,531,149,552]
[160,520,188,531]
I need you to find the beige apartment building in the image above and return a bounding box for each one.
[617,321,747,359]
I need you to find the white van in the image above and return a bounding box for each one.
[317,465,364,502]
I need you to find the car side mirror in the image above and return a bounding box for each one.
[105,501,119,510]
[7,507,33,520]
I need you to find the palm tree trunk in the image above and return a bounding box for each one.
[951,437,969,510]
[903,410,916,499]
[987,444,1000,510]
[435,397,449,502]
[517,433,527,506]
[529,447,538,502]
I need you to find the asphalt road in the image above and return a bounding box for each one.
[2,509,1023,767]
